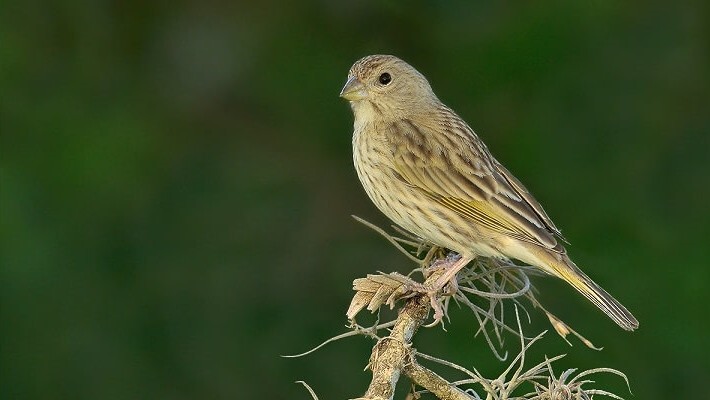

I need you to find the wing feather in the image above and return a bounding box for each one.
[390,115,563,251]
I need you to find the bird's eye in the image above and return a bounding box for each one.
[378,72,392,85]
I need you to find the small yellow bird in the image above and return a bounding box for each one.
[340,54,638,331]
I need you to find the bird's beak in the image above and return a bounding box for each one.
[339,76,367,101]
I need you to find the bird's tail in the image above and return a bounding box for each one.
[545,253,639,331]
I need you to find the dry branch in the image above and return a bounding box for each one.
[361,272,471,400]
[344,219,629,400]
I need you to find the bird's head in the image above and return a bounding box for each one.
[340,55,438,119]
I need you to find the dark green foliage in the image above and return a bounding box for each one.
[1,1,708,398]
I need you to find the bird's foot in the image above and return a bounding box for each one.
[424,253,463,295]
[415,254,472,327]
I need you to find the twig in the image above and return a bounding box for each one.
[362,294,430,399]
[295,381,319,400]
[404,362,471,400]
[282,321,396,358]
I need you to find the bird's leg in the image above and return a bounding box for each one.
[424,252,461,274]
[424,253,471,294]
[418,254,473,326]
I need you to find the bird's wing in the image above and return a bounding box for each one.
[492,159,566,242]
[389,116,564,251]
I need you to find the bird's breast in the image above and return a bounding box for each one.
[352,120,414,223]
[351,120,497,259]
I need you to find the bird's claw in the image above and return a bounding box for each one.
[424,294,447,328]
[410,277,458,328]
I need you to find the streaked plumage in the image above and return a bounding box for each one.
[341,54,638,331]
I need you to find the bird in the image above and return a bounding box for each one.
[340,54,638,331]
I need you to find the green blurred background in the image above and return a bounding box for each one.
[2,1,708,398]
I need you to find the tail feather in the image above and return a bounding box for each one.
[551,256,639,331]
